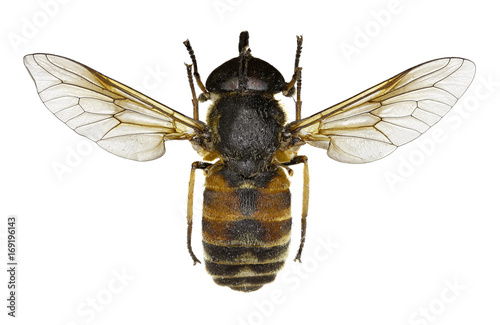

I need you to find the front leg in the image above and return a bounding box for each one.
[283,35,303,120]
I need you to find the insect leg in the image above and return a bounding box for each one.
[185,63,199,120]
[283,35,304,120]
[183,39,210,101]
[295,67,303,121]
[283,155,309,262]
[187,161,212,265]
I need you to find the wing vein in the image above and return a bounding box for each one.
[25,53,209,162]
[285,57,475,164]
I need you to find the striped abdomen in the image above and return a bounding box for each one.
[202,165,291,292]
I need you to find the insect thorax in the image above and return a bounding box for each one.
[208,93,286,177]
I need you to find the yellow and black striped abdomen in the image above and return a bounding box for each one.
[202,165,291,292]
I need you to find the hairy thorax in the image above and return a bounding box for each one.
[208,93,285,177]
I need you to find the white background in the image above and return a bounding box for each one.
[1,0,499,324]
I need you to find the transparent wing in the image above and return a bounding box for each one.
[287,58,475,163]
[24,53,208,161]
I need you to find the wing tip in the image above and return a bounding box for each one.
[23,53,36,69]
[23,53,48,63]
[443,57,476,77]
[461,58,477,78]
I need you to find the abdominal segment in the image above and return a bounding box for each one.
[202,165,291,292]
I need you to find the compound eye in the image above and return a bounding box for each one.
[219,77,239,91]
[218,77,268,92]
[206,57,286,93]
[246,77,269,91]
